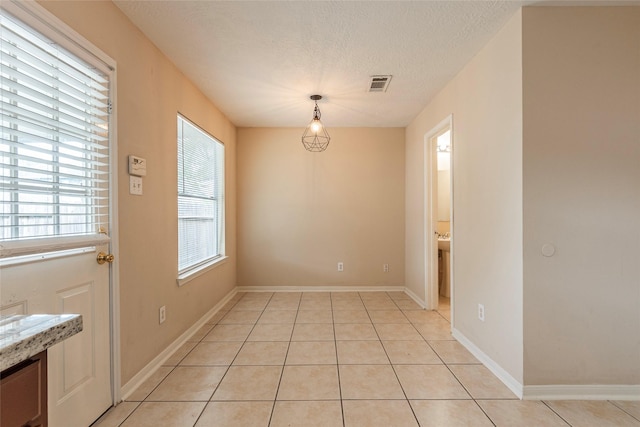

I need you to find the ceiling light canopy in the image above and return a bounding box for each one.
[301,95,330,152]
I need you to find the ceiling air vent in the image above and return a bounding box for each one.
[368,75,392,92]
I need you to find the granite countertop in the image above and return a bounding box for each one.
[0,314,83,371]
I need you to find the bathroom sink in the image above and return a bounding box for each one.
[438,238,450,252]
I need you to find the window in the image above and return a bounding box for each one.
[1,9,111,246]
[177,115,224,276]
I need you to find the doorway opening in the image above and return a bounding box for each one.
[424,116,453,323]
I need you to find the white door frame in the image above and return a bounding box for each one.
[423,115,454,323]
[108,72,122,405]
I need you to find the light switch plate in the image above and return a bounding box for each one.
[129,175,143,195]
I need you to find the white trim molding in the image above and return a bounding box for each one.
[453,328,640,401]
[120,286,640,404]
[523,385,640,401]
[452,328,524,399]
[119,287,238,400]
[3,0,115,73]
[177,256,229,287]
[403,287,427,309]
[423,114,454,313]
[0,234,110,258]
[236,285,407,293]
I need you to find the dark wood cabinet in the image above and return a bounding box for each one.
[1,351,47,427]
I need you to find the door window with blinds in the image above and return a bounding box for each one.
[177,115,224,277]
[0,9,110,251]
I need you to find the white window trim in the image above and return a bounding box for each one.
[0,233,110,258]
[2,1,114,75]
[176,115,225,281]
[176,255,228,287]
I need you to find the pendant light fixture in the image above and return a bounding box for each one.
[301,95,330,152]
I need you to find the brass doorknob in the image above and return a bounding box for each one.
[97,252,115,265]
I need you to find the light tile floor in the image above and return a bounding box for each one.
[93,292,640,427]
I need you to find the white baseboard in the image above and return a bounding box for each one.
[452,328,524,399]
[119,287,238,401]
[236,285,406,293]
[403,287,427,309]
[119,286,639,403]
[451,329,640,401]
[523,384,640,401]
[121,285,406,400]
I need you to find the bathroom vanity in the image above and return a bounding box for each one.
[438,237,451,298]
[0,314,82,427]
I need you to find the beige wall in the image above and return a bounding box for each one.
[36,0,639,393]
[522,7,640,385]
[237,128,405,287]
[437,222,451,234]
[405,10,523,382]
[437,170,451,222]
[39,1,237,384]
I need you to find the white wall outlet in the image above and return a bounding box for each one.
[159,306,166,324]
[383,263,390,272]
[478,304,485,322]
[129,175,143,195]
[337,262,344,272]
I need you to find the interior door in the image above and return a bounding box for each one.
[0,241,112,427]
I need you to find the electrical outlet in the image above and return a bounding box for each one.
[337,262,344,272]
[159,306,166,324]
[478,304,485,322]
[383,264,389,272]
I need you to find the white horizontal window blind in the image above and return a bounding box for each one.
[177,115,224,274]
[0,10,110,243]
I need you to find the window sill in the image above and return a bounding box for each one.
[177,256,228,287]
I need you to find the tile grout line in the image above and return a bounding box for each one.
[471,400,498,427]
[330,293,347,427]
[609,400,640,423]
[104,291,619,427]
[195,293,263,427]
[411,304,486,408]
[375,291,422,426]
[541,400,574,427]
[266,292,299,427]
[202,294,271,424]
[110,401,141,427]
[120,294,244,427]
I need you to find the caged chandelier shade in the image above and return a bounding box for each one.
[301,95,330,152]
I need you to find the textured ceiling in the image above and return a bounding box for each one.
[113,1,547,127]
